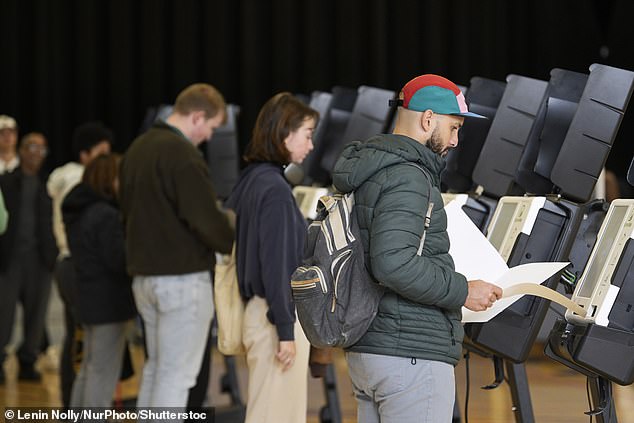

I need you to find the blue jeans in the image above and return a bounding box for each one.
[345,352,455,423]
[132,272,213,415]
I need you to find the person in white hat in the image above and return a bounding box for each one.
[0,115,19,175]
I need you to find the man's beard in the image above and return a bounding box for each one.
[428,128,450,157]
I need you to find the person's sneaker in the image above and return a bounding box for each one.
[18,365,41,382]
[40,346,60,373]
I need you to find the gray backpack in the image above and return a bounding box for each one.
[291,191,384,348]
[291,162,432,348]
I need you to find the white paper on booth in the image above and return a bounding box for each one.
[445,200,507,281]
[461,261,569,323]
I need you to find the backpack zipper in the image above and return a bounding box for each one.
[310,266,328,293]
[296,266,328,293]
[417,202,434,256]
[332,251,352,312]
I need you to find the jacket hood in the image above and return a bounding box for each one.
[332,134,445,193]
[62,183,111,226]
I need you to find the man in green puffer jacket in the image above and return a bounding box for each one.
[332,74,503,423]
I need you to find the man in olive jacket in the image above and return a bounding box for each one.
[119,83,234,413]
[332,74,503,423]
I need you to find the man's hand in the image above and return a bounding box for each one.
[276,340,297,372]
[464,279,503,311]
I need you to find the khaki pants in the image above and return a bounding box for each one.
[242,296,310,423]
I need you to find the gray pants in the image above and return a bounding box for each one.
[70,320,132,408]
[346,352,455,423]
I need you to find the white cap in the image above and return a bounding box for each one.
[0,115,17,130]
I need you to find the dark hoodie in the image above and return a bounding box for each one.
[225,163,306,341]
[62,183,136,325]
[332,134,468,365]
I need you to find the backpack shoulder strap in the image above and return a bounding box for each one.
[398,162,433,186]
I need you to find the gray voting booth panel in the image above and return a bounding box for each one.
[515,68,588,195]
[442,77,507,193]
[551,64,634,203]
[309,92,334,148]
[207,104,240,200]
[301,91,334,185]
[308,86,357,185]
[319,85,395,174]
[472,75,549,198]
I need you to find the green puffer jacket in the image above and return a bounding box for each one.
[332,133,468,365]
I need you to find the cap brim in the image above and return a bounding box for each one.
[451,111,487,119]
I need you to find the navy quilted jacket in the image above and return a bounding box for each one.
[332,134,468,365]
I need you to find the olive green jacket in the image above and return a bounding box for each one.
[332,134,468,365]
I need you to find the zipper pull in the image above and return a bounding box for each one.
[417,202,434,256]
[331,295,336,312]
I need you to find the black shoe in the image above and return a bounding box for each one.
[18,365,41,382]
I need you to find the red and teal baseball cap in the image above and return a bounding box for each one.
[393,74,486,119]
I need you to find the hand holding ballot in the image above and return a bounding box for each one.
[464,279,503,312]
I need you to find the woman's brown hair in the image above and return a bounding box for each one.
[82,153,121,201]
[244,92,319,165]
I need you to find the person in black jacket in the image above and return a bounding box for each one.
[0,132,58,383]
[62,153,136,408]
[226,92,318,423]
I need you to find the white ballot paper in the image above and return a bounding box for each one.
[444,201,570,323]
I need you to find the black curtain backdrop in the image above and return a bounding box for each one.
[1,0,633,176]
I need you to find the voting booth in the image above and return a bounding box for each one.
[456,64,634,423]
[546,199,634,386]
[544,196,634,423]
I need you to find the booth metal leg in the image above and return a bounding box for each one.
[505,360,535,423]
[588,376,618,423]
[221,355,244,406]
[320,363,342,423]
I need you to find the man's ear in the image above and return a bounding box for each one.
[191,110,206,125]
[420,110,434,132]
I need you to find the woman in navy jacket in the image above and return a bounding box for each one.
[62,153,136,408]
[226,93,318,423]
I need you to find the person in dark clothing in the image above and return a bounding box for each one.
[225,92,318,423]
[48,121,113,409]
[62,153,136,408]
[119,83,234,415]
[0,132,58,383]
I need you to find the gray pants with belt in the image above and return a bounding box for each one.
[346,351,455,423]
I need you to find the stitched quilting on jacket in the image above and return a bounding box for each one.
[332,134,468,365]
